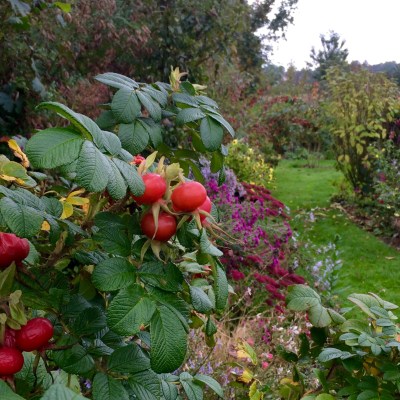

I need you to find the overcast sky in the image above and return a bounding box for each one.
[263,0,400,69]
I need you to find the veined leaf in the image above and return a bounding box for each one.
[76,141,110,192]
[95,72,139,91]
[128,370,161,400]
[200,117,223,151]
[106,161,127,200]
[150,306,187,373]
[26,128,84,169]
[112,158,145,196]
[92,373,129,400]
[176,108,205,125]
[108,344,150,374]
[119,122,149,155]
[92,258,136,291]
[137,91,162,121]
[209,113,235,137]
[111,89,141,123]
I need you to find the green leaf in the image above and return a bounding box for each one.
[210,151,224,173]
[93,373,129,400]
[94,212,132,256]
[72,307,106,336]
[180,372,203,400]
[92,258,136,291]
[137,91,162,122]
[200,117,223,151]
[150,306,187,373]
[102,130,122,156]
[315,395,336,400]
[209,113,235,137]
[139,119,162,148]
[172,93,198,107]
[95,73,139,90]
[199,230,223,257]
[26,128,84,169]
[0,264,16,297]
[54,2,71,12]
[356,390,380,400]
[107,284,156,335]
[42,197,63,218]
[205,317,217,336]
[106,160,127,200]
[37,102,105,145]
[309,304,332,328]
[108,344,150,374]
[142,86,168,107]
[286,285,321,311]
[194,374,223,398]
[119,122,149,154]
[112,158,144,196]
[347,294,380,318]
[190,286,213,314]
[161,379,179,400]
[128,370,161,400]
[0,197,43,238]
[76,141,110,192]
[213,264,228,311]
[197,96,219,109]
[176,108,205,125]
[0,380,27,399]
[52,343,95,375]
[318,348,353,362]
[41,384,87,400]
[138,261,183,292]
[111,89,141,123]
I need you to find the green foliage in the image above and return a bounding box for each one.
[308,31,349,81]
[0,72,230,398]
[225,139,274,186]
[324,67,400,193]
[282,285,400,399]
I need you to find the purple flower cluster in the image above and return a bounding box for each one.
[200,160,305,310]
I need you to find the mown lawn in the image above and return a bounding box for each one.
[273,160,400,304]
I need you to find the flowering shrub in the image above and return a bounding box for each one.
[225,139,275,187]
[200,159,305,312]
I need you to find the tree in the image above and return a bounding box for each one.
[308,31,349,80]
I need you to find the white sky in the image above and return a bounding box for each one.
[263,0,400,69]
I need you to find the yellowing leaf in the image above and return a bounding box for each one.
[41,221,51,231]
[8,139,29,168]
[237,368,254,384]
[61,202,74,219]
[68,189,86,197]
[65,196,89,206]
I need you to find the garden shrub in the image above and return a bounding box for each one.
[0,71,236,398]
[280,285,400,399]
[324,67,400,193]
[225,139,274,187]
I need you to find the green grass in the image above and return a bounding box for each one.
[274,160,400,305]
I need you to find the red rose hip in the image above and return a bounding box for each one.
[132,173,167,205]
[16,317,54,352]
[198,196,212,221]
[0,233,30,269]
[141,212,177,242]
[0,348,24,375]
[171,181,207,212]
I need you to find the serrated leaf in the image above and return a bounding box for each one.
[0,197,43,237]
[111,89,141,123]
[197,95,219,108]
[137,91,162,121]
[194,374,223,398]
[180,372,203,400]
[102,130,122,156]
[108,343,150,374]
[95,72,139,90]
[139,119,162,148]
[92,258,136,291]
[172,93,198,107]
[142,86,168,107]
[176,108,205,125]
[26,128,84,169]
[150,306,187,373]
[106,160,127,200]
[41,384,87,400]
[119,122,149,154]
[138,261,183,292]
[209,113,235,137]
[72,307,106,335]
[52,343,94,375]
[128,370,161,400]
[190,286,213,314]
[200,117,223,151]
[0,264,16,297]
[318,348,353,362]
[107,284,156,335]
[94,212,132,256]
[286,285,321,311]
[213,264,228,311]
[112,158,145,196]
[76,141,110,192]
[93,373,129,400]
[199,230,223,257]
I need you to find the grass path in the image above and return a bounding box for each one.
[273,160,400,304]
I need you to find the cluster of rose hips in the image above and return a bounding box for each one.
[0,317,54,377]
[131,171,212,243]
